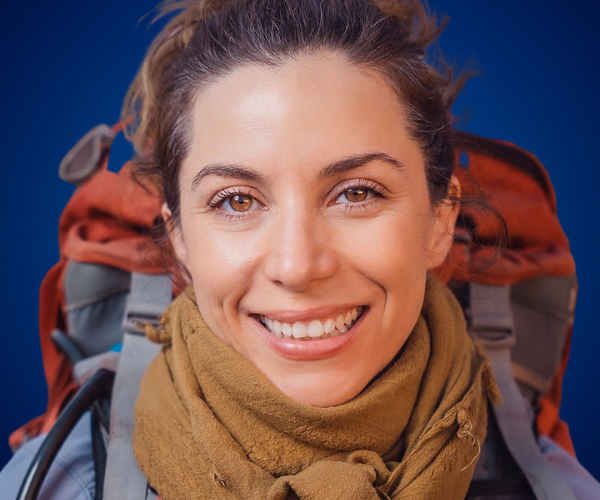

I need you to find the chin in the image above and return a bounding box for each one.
[265,363,373,407]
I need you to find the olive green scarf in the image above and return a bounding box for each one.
[133,276,498,499]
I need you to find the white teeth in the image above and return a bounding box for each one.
[292,322,308,338]
[260,306,364,340]
[308,320,324,338]
[344,311,352,325]
[282,323,292,337]
[323,318,335,334]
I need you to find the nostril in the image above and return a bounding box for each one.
[263,217,339,290]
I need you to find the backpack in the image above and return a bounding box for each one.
[11,124,581,500]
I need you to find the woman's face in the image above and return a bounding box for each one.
[170,53,456,407]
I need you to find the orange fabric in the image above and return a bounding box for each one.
[58,162,163,273]
[9,263,78,449]
[436,142,575,285]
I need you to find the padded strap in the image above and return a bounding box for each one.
[103,273,172,500]
[469,283,576,500]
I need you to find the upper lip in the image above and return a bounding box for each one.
[251,305,366,323]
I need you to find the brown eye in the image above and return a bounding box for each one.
[228,194,253,212]
[344,187,368,203]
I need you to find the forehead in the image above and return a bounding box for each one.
[184,52,423,177]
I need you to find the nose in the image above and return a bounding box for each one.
[263,208,338,291]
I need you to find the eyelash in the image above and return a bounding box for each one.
[207,180,386,219]
[331,179,386,211]
[208,188,248,208]
[207,188,260,220]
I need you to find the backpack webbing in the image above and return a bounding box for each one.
[102,272,172,500]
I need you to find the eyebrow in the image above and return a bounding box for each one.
[318,152,406,179]
[190,164,266,190]
[190,152,406,189]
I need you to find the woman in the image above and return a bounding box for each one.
[1,0,595,498]
[125,2,496,498]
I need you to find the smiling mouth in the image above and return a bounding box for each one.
[257,306,366,341]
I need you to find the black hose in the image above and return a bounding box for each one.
[51,329,85,364]
[17,369,115,500]
[91,408,108,500]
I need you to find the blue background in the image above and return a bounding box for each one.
[1,0,598,480]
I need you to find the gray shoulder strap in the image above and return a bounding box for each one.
[103,272,172,500]
[469,282,576,500]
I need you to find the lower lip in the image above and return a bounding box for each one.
[251,310,367,361]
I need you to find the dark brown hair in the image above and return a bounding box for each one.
[123,0,466,230]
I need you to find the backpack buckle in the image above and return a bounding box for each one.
[121,273,173,336]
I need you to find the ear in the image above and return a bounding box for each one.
[161,203,190,272]
[426,175,461,269]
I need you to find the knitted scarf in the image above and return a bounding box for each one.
[133,275,498,500]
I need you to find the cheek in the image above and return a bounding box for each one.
[181,225,263,351]
[336,210,434,273]
[335,211,432,322]
[180,218,265,302]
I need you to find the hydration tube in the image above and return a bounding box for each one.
[17,369,115,500]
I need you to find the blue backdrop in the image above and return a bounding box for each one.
[1,0,598,480]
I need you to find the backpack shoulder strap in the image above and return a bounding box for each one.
[102,272,172,500]
[469,283,576,500]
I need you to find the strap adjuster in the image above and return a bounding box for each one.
[121,273,173,335]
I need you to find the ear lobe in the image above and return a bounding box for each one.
[427,176,461,269]
[161,203,190,272]
[161,202,172,221]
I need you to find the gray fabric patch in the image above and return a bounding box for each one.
[64,262,131,357]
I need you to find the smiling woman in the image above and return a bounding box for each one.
[1,0,599,499]
[167,54,459,408]
[121,1,494,497]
